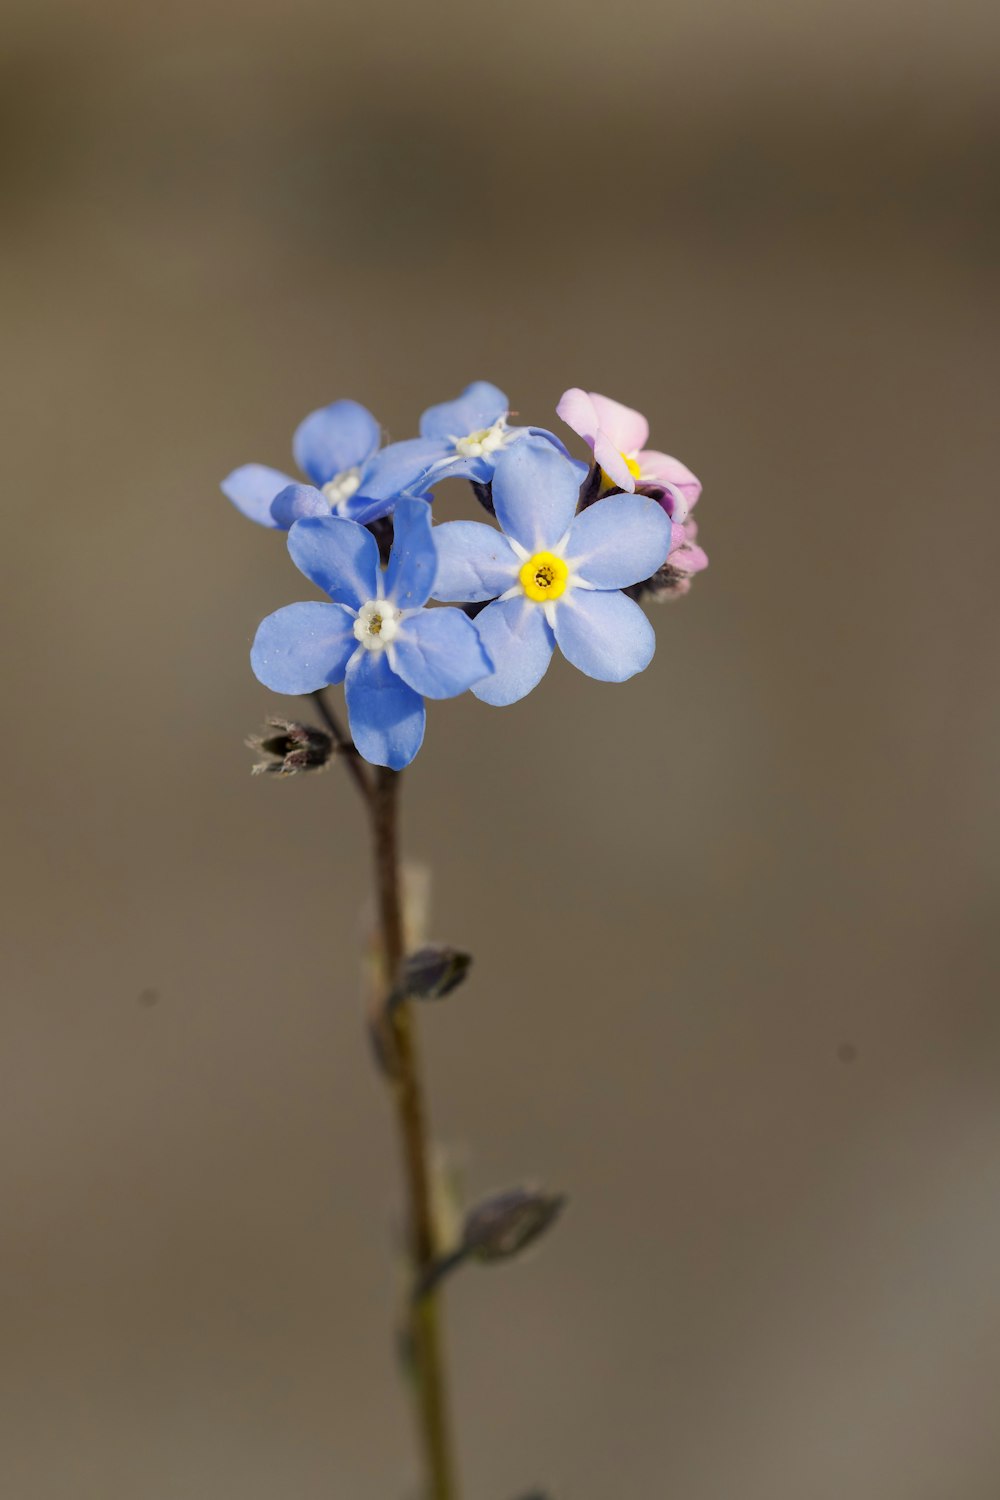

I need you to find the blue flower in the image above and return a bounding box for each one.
[368,381,571,498]
[430,439,672,706]
[251,500,493,769]
[222,398,420,530]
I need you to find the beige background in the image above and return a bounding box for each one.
[2,1,999,1496]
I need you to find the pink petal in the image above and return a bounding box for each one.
[669,540,709,575]
[556,387,601,448]
[637,450,702,508]
[587,393,649,453]
[593,431,637,492]
[646,482,689,523]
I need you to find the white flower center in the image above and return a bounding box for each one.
[452,416,511,460]
[353,599,401,652]
[322,467,362,511]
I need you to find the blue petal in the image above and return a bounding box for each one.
[292,400,381,487]
[251,602,357,694]
[221,464,297,527]
[492,439,587,552]
[390,607,493,700]
[345,649,426,770]
[270,483,331,528]
[419,382,508,442]
[350,438,449,521]
[383,497,437,607]
[525,426,574,460]
[423,452,494,485]
[564,493,672,590]
[471,596,555,706]
[553,588,655,683]
[428,427,575,487]
[287,515,381,608]
[431,520,519,602]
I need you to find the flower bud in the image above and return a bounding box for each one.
[246,719,334,776]
[412,1186,566,1301]
[462,1187,566,1263]
[402,945,472,1002]
[365,515,394,566]
[470,479,496,516]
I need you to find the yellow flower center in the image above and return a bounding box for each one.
[600,452,642,489]
[519,551,569,603]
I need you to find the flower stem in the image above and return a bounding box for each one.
[311,689,373,805]
[371,765,458,1500]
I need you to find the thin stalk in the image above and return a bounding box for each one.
[371,765,458,1500]
[311,689,373,804]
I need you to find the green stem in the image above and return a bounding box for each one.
[371,766,458,1500]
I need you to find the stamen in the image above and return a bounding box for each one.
[353,599,401,651]
[453,417,510,460]
[322,467,362,511]
[518,551,569,603]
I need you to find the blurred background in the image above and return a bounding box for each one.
[2,0,999,1496]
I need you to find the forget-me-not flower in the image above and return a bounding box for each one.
[430,439,672,706]
[222,398,427,530]
[251,500,493,769]
[557,387,702,522]
[370,381,569,498]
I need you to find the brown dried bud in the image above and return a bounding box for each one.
[246,718,334,777]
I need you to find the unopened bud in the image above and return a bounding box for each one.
[365,515,394,566]
[577,460,603,511]
[462,1187,566,1263]
[469,479,496,516]
[412,1186,566,1302]
[401,945,472,1002]
[626,561,694,603]
[247,719,334,776]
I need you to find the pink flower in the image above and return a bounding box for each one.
[664,517,709,595]
[556,388,702,521]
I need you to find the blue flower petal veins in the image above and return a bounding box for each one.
[251,601,358,694]
[384,498,437,609]
[390,609,493,700]
[471,596,556,706]
[552,588,656,683]
[491,440,587,553]
[565,493,672,590]
[345,649,426,770]
[270,483,332,528]
[292,399,381,488]
[419,382,508,442]
[221,464,297,527]
[430,521,520,603]
[354,438,450,512]
[287,515,382,608]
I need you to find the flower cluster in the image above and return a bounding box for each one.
[228,383,707,769]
